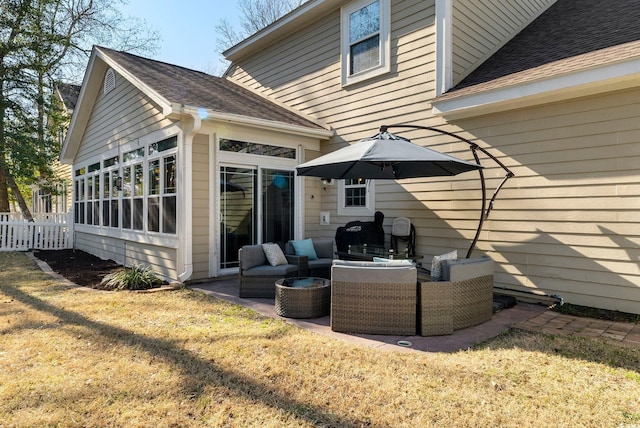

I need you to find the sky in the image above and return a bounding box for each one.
[120,0,244,75]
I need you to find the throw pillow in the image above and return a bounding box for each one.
[291,238,318,261]
[262,243,288,266]
[431,250,457,281]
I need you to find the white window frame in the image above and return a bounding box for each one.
[72,127,180,247]
[341,0,391,86]
[337,179,376,216]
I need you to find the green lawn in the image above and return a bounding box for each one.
[1,252,639,427]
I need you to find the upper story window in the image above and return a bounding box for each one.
[341,0,390,86]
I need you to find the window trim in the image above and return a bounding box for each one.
[340,0,391,87]
[337,179,376,216]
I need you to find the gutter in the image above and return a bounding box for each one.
[177,111,202,283]
[171,103,333,141]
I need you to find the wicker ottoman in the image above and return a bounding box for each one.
[275,277,331,319]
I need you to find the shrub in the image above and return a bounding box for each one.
[100,265,163,291]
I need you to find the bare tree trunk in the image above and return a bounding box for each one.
[0,160,9,212]
[1,164,33,221]
[0,63,9,213]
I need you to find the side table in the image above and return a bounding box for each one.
[275,277,330,319]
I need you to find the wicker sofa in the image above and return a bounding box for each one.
[284,238,334,279]
[330,260,417,335]
[238,244,303,298]
[419,256,494,336]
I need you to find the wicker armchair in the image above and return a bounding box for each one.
[330,260,417,335]
[419,256,494,336]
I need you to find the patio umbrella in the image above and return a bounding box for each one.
[296,131,482,180]
[296,127,513,258]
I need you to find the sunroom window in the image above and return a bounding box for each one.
[73,135,178,237]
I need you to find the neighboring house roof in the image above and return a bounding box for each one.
[433,0,640,118]
[61,46,331,163]
[56,83,81,113]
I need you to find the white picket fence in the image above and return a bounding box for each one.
[0,213,72,251]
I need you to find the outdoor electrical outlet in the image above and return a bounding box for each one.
[320,212,330,225]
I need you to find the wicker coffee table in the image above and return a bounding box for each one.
[275,277,330,319]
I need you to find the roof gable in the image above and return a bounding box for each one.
[61,46,330,163]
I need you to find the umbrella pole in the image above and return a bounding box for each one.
[380,125,514,258]
[467,145,486,259]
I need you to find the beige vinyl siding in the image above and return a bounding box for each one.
[227,0,440,239]
[74,232,177,281]
[451,0,555,85]
[51,160,72,212]
[191,134,210,280]
[226,0,640,313]
[75,70,174,164]
[451,87,640,314]
[302,149,323,238]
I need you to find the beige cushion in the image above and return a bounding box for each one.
[261,243,288,266]
[442,256,493,282]
[331,259,416,284]
[431,250,457,281]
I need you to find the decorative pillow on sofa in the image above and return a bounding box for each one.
[431,250,457,281]
[262,243,288,266]
[291,238,318,260]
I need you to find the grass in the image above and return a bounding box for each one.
[1,252,639,427]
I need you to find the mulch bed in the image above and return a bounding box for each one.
[34,249,123,289]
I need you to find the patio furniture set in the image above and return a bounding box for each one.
[238,234,494,336]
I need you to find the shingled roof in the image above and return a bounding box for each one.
[56,83,81,111]
[437,0,640,102]
[97,46,324,131]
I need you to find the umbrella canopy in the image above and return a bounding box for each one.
[296,131,482,180]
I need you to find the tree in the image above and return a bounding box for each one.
[0,0,159,217]
[214,0,305,71]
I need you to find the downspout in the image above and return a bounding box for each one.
[177,112,202,283]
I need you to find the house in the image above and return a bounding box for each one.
[60,46,332,281]
[31,83,79,214]
[62,0,640,314]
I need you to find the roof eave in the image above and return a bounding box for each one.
[59,51,100,164]
[173,104,334,141]
[432,58,640,120]
[223,0,343,62]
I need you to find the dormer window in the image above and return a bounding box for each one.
[341,0,390,86]
[103,68,116,95]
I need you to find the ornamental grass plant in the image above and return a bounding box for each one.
[1,252,639,427]
[100,264,163,290]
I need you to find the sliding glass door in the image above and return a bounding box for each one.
[219,166,295,270]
